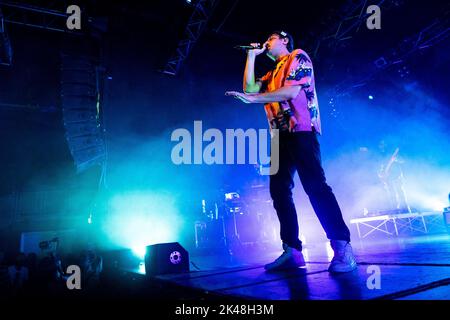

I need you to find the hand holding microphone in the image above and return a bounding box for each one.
[235,42,268,57]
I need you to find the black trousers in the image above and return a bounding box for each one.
[270,130,350,251]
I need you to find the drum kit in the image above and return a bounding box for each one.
[194,185,279,252]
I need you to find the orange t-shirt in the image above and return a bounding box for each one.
[258,49,321,134]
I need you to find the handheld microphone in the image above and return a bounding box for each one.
[234,44,263,50]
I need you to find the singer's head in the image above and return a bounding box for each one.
[264,30,294,60]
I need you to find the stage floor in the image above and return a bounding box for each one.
[131,234,450,300]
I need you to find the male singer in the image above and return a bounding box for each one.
[225,31,357,273]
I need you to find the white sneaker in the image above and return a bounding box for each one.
[264,243,306,272]
[328,240,357,273]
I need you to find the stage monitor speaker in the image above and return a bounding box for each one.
[145,242,189,276]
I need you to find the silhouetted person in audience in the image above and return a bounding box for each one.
[8,253,29,296]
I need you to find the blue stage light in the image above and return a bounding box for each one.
[103,191,184,259]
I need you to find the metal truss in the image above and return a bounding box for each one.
[0,0,82,34]
[374,10,450,70]
[161,0,219,76]
[330,8,450,98]
[312,0,402,58]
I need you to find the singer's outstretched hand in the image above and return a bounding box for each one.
[225,91,256,104]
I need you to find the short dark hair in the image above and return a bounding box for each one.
[271,30,294,52]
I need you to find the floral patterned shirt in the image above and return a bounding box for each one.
[258,49,321,134]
